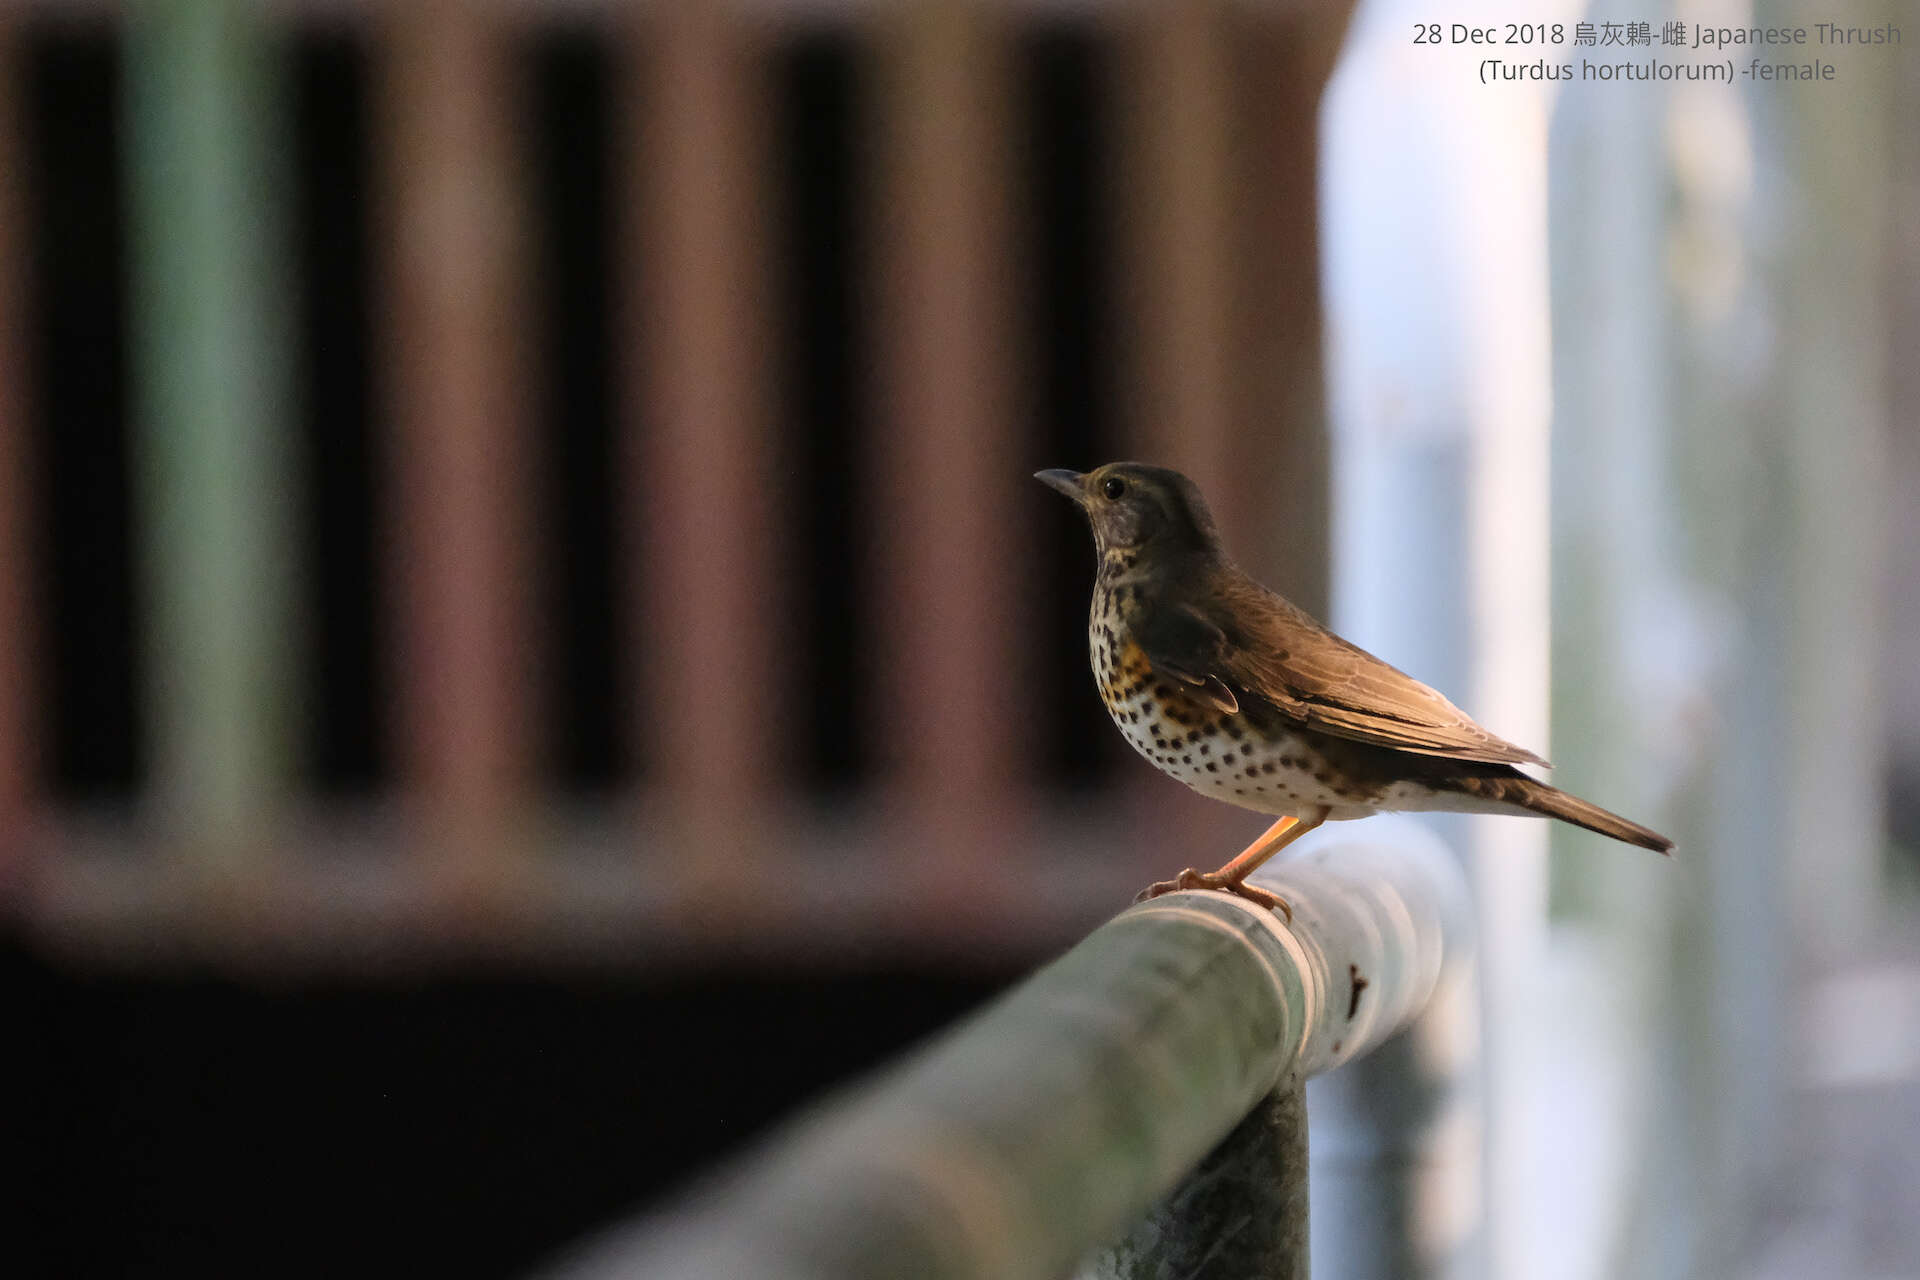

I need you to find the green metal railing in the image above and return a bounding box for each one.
[541,821,1476,1280]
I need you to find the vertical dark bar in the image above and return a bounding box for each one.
[774,31,868,792]
[27,22,140,801]
[527,22,623,792]
[1020,22,1121,791]
[0,16,34,847]
[292,26,384,794]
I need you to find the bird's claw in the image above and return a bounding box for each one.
[1135,868,1293,923]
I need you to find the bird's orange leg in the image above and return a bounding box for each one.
[1135,809,1330,921]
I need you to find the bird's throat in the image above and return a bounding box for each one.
[1094,553,1154,628]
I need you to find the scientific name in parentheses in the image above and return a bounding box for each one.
[1479,58,1736,82]
[1478,57,1850,83]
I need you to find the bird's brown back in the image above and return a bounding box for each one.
[1125,547,1547,767]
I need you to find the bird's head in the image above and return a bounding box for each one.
[1034,462,1223,559]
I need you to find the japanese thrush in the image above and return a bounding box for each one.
[1038,462,1672,918]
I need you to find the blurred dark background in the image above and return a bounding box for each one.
[3,5,1337,1275]
[9,943,1015,1276]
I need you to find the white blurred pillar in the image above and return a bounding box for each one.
[1317,4,1574,1277]
[1544,3,1692,1276]
[1758,0,1890,973]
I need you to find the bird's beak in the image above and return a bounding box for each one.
[1034,469,1088,504]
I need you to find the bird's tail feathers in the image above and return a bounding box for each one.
[1445,774,1674,854]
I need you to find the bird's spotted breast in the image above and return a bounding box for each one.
[1088,621,1374,818]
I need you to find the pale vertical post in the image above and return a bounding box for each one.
[1652,0,1893,1265]
[624,6,782,897]
[0,16,32,859]
[1765,0,1890,972]
[870,4,1025,898]
[1646,49,1769,1271]
[1543,1,1690,1269]
[1626,0,1810,1264]
[123,0,296,861]
[1307,848,1483,1280]
[1547,6,1684,909]
[1319,3,1573,1276]
[1308,990,1485,1280]
[378,2,534,898]
[1758,27,1893,1248]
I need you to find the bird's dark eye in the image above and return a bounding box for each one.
[1102,476,1126,500]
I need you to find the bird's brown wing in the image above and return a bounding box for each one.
[1135,580,1549,767]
